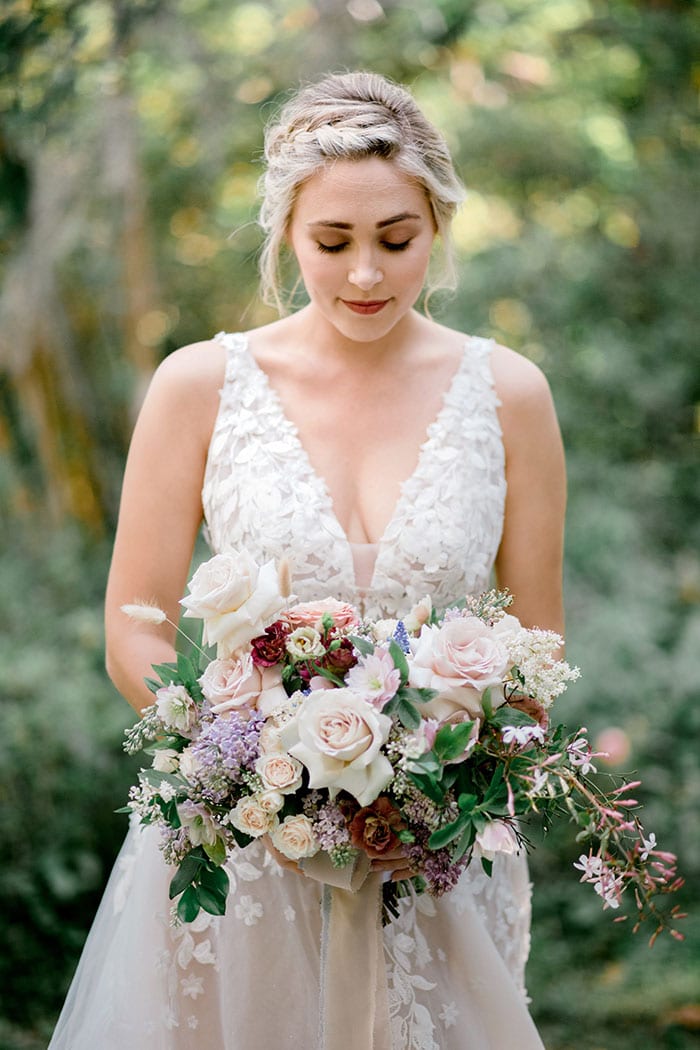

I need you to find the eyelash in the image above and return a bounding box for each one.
[316,239,412,254]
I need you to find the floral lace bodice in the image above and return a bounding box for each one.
[202,332,506,619]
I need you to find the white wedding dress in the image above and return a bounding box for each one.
[49,332,544,1050]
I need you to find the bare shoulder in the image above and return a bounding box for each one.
[153,337,227,394]
[489,342,553,412]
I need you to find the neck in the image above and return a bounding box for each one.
[287,304,427,368]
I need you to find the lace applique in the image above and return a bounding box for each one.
[202,332,506,620]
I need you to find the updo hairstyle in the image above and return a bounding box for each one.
[258,71,466,311]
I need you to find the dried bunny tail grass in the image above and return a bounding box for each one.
[121,603,168,625]
[277,557,293,599]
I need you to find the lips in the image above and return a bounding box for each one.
[341,299,390,316]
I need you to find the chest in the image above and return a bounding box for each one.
[253,355,463,543]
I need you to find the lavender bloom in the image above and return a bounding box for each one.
[188,710,265,803]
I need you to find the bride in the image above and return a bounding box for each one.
[49,71,565,1049]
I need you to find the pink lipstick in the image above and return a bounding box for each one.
[341,299,390,315]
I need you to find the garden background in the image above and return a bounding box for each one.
[1,1,698,1047]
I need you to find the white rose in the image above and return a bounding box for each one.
[258,790,285,814]
[475,820,520,860]
[151,748,179,773]
[285,627,325,661]
[280,688,393,807]
[270,815,319,861]
[408,618,510,721]
[180,551,286,657]
[255,752,304,794]
[228,796,278,838]
[155,683,198,733]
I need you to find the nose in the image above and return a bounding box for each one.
[348,257,384,292]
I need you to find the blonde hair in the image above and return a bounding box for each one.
[258,71,466,312]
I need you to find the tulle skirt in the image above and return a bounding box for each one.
[49,819,543,1049]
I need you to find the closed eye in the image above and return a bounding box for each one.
[381,239,411,251]
[317,242,347,254]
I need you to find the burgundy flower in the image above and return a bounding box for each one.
[349,797,404,858]
[250,620,291,667]
[320,637,358,674]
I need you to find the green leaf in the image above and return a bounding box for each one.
[177,884,201,923]
[348,634,374,657]
[458,792,477,812]
[481,856,493,878]
[407,771,445,805]
[452,822,476,861]
[169,851,205,899]
[203,837,227,867]
[481,688,493,720]
[388,640,409,685]
[200,864,230,896]
[396,697,421,730]
[398,687,437,706]
[428,815,468,850]
[198,885,228,916]
[490,706,538,729]
[434,721,475,762]
[139,769,184,792]
[150,661,179,685]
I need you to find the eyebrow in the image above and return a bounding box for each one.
[306,212,422,230]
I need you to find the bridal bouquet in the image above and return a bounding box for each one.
[121,550,684,942]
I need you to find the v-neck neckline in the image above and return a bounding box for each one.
[237,333,471,564]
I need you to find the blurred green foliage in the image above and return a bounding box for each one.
[1,0,699,1047]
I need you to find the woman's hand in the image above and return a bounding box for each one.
[262,836,414,883]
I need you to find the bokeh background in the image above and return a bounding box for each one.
[1,1,699,1048]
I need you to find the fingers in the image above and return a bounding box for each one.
[261,836,301,876]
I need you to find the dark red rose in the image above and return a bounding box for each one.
[250,620,290,667]
[320,637,358,674]
[349,797,404,858]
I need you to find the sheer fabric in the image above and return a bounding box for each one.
[49,332,544,1049]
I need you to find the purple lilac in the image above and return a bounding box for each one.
[190,710,265,803]
[311,800,351,851]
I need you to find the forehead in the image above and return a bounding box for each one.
[292,156,431,224]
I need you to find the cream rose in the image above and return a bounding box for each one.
[285,598,359,632]
[258,790,285,814]
[227,796,278,838]
[408,618,510,720]
[270,815,319,861]
[255,752,304,794]
[280,688,393,807]
[201,653,287,716]
[180,551,286,657]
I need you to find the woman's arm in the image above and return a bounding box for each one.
[492,345,567,637]
[104,341,225,713]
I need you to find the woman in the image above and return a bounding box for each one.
[49,72,565,1049]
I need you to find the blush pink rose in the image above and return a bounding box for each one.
[285,598,360,632]
[408,617,510,720]
[200,653,287,716]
